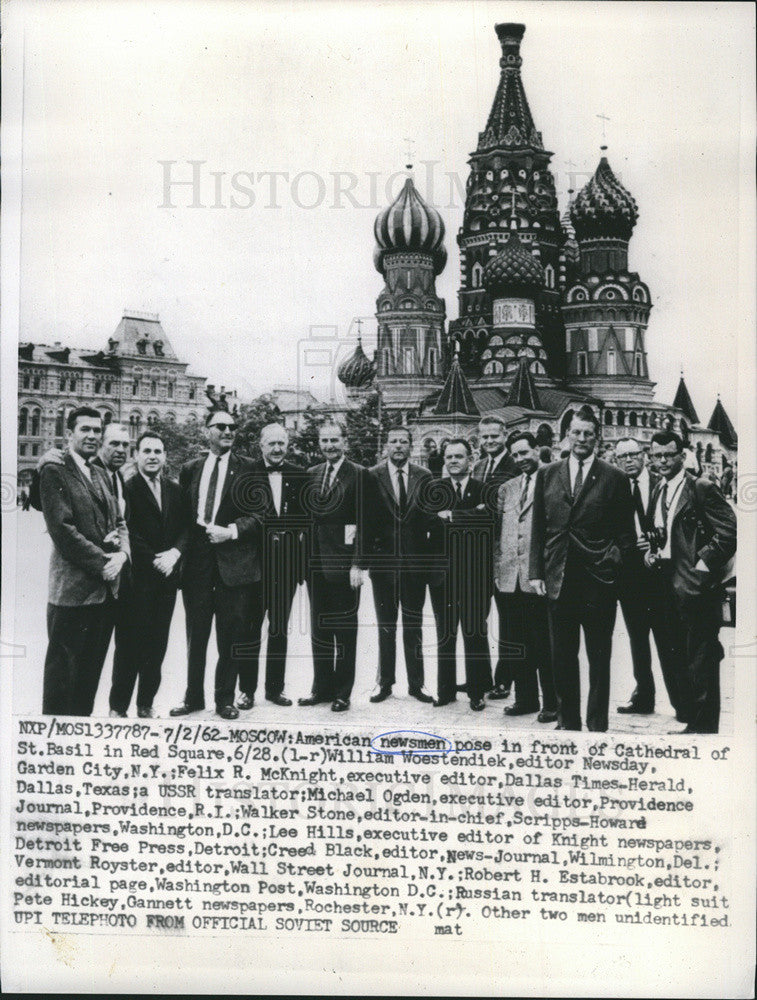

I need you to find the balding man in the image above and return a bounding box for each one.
[236,424,307,709]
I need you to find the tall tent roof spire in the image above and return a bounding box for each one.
[707,398,737,449]
[506,357,542,410]
[434,352,480,416]
[477,23,544,153]
[672,374,699,423]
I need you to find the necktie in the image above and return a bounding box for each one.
[660,482,669,521]
[520,473,530,510]
[573,459,584,498]
[455,480,463,505]
[111,472,119,499]
[150,477,162,510]
[204,456,219,523]
[321,463,334,496]
[484,457,493,483]
[397,468,407,514]
[631,477,645,525]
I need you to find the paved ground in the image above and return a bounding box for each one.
[10,510,734,734]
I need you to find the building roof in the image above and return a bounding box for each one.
[270,387,324,411]
[374,175,447,275]
[571,156,638,241]
[107,311,179,361]
[477,23,544,153]
[434,355,480,416]
[483,227,544,295]
[672,375,700,423]
[18,343,119,371]
[506,358,542,409]
[337,339,375,388]
[707,398,737,448]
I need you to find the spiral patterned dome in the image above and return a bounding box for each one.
[570,157,638,241]
[483,230,544,295]
[374,177,447,274]
[337,339,375,389]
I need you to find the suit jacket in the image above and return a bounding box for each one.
[429,476,493,607]
[124,474,190,592]
[179,452,262,587]
[247,458,309,587]
[364,461,437,576]
[651,473,736,598]
[39,453,130,606]
[306,459,367,581]
[30,456,129,519]
[621,467,661,580]
[529,457,636,601]
[494,473,539,595]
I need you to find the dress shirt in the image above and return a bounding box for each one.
[197,450,237,537]
[387,461,409,504]
[70,449,92,481]
[484,450,507,479]
[450,475,470,501]
[321,455,345,491]
[519,469,536,507]
[568,452,596,493]
[629,465,651,535]
[654,467,686,559]
[140,471,162,510]
[265,466,283,515]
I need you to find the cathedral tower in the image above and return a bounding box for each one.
[449,23,564,379]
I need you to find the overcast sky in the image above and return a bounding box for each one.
[8,0,754,424]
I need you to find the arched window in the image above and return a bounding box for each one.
[94,379,103,394]
[484,360,504,375]
[30,407,41,436]
[640,412,648,427]
[634,354,643,376]
[705,444,713,463]
[536,423,554,446]
[604,410,614,425]
[560,409,574,439]
[22,373,30,389]
[188,385,196,401]
[628,411,638,427]
[100,409,113,427]
[649,413,658,428]
[577,352,588,375]
[616,409,626,426]
[471,262,483,289]
[18,407,28,436]
[544,264,555,289]
[55,408,65,438]
[606,350,617,375]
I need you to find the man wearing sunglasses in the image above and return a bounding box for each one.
[170,408,261,721]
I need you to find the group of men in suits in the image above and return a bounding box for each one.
[38,403,736,732]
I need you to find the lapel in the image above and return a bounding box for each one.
[377,462,397,509]
[216,452,237,509]
[670,474,694,527]
[66,453,107,510]
[518,473,534,519]
[558,459,572,502]
[258,462,276,511]
[571,456,600,507]
[406,463,422,507]
[191,457,204,516]
[138,472,162,517]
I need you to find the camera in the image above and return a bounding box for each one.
[645,525,667,554]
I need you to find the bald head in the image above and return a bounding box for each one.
[100,422,130,471]
[260,423,288,467]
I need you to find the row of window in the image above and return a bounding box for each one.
[575,351,643,376]
[20,372,195,401]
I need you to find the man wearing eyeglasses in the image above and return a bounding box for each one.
[170,408,261,721]
[644,431,736,733]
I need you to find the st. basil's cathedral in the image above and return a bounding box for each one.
[337,23,736,473]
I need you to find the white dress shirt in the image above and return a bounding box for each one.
[322,455,345,491]
[654,467,687,559]
[482,450,506,480]
[70,449,92,481]
[387,461,409,503]
[266,466,283,515]
[140,471,162,510]
[197,450,231,526]
[450,475,470,500]
[568,452,596,493]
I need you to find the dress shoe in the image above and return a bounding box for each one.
[504,703,539,716]
[617,701,654,715]
[216,704,239,720]
[266,694,292,707]
[109,709,127,718]
[487,684,511,701]
[433,696,456,707]
[470,698,486,712]
[137,706,155,719]
[408,688,433,704]
[298,695,331,707]
[236,693,254,710]
[169,703,201,717]
[675,710,689,724]
[668,724,695,734]
[537,709,558,723]
[369,686,392,703]
[331,699,350,712]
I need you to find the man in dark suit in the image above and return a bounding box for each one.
[109,431,189,718]
[236,423,307,709]
[39,407,130,715]
[614,437,685,718]
[365,426,435,704]
[645,431,736,734]
[299,422,366,713]
[429,438,493,711]
[529,405,636,732]
[170,408,262,721]
[471,416,519,700]
[494,432,557,722]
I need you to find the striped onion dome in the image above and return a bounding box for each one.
[483,229,544,295]
[570,157,638,241]
[374,176,447,275]
[337,338,375,389]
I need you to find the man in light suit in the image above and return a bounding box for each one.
[529,406,636,732]
[614,437,685,718]
[171,408,262,721]
[364,426,435,704]
[471,416,519,700]
[39,407,130,715]
[300,422,366,713]
[236,423,308,709]
[494,432,557,722]
[429,438,493,711]
[109,431,190,718]
[645,431,736,734]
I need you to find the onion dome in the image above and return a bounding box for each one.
[374,176,447,275]
[570,157,638,241]
[483,229,544,296]
[337,338,375,389]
